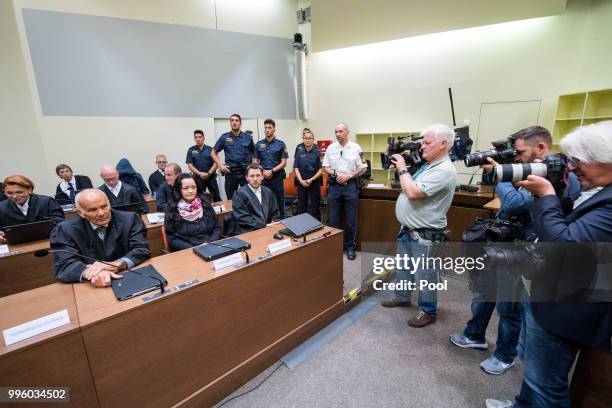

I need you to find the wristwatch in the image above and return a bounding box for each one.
[398,168,410,176]
[118,260,128,271]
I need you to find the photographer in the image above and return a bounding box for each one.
[450,126,575,375]
[486,121,612,408]
[381,124,457,328]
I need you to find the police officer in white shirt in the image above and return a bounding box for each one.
[322,123,368,260]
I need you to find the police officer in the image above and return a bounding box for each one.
[212,114,255,200]
[322,122,367,260]
[253,119,288,218]
[186,130,221,202]
[294,128,323,220]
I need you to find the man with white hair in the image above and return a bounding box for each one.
[99,164,148,213]
[381,124,458,327]
[50,189,150,287]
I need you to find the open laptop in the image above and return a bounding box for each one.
[112,203,144,214]
[2,220,56,245]
[192,237,251,262]
[111,265,167,301]
[279,213,324,238]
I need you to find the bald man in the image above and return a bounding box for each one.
[49,189,150,286]
[99,165,148,214]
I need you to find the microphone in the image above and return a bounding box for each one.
[201,240,250,264]
[35,248,164,293]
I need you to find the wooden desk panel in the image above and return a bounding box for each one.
[0,284,99,407]
[74,226,343,407]
[0,240,54,298]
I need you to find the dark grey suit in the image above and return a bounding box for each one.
[232,184,280,234]
[99,182,149,214]
[50,210,150,283]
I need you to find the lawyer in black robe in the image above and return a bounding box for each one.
[232,183,280,234]
[99,181,149,214]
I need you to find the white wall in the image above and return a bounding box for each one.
[303,0,612,181]
[3,0,300,197]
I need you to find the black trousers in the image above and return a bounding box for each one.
[224,171,247,200]
[263,176,285,219]
[297,183,321,220]
[194,175,222,202]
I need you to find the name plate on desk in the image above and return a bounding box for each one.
[212,252,243,271]
[367,183,385,188]
[3,309,70,346]
[0,244,9,256]
[267,239,291,254]
[213,205,226,214]
[146,212,165,224]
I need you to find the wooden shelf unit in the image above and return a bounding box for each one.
[553,89,612,145]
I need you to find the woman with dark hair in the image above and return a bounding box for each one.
[164,173,220,251]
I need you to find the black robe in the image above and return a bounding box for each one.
[148,171,165,195]
[0,194,65,228]
[231,184,279,234]
[49,210,150,283]
[99,182,149,214]
[55,175,94,204]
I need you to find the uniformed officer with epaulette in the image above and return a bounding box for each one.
[211,114,255,200]
[186,130,221,202]
[322,122,367,260]
[294,128,323,220]
[252,119,288,218]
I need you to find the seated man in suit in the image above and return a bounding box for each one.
[155,163,181,212]
[50,189,150,287]
[55,164,93,204]
[232,164,280,234]
[0,175,65,244]
[0,182,6,201]
[148,154,167,194]
[99,165,149,213]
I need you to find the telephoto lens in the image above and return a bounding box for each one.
[494,163,548,183]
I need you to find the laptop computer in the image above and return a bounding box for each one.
[2,220,56,245]
[279,213,324,238]
[192,237,251,262]
[111,265,167,301]
[112,203,144,214]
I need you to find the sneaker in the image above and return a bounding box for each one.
[407,310,436,327]
[381,299,412,308]
[485,398,514,408]
[480,355,515,375]
[449,333,488,350]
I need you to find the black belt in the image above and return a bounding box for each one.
[401,226,450,242]
[329,177,356,186]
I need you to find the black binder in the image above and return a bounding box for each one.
[192,237,251,261]
[111,265,167,301]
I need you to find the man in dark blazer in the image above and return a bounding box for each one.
[54,164,93,204]
[232,164,280,234]
[148,154,167,194]
[0,175,64,244]
[99,165,149,214]
[155,163,181,212]
[50,189,150,287]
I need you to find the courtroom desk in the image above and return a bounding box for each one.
[570,349,612,408]
[0,240,54,298]
[64,194,157,219]
[0,284,99,407]
[73,224,344,408]
[357,185,495,250]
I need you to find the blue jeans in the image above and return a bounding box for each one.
[514,297,579,408]
[328,182,358,251]
[464,266,522,364]
[394,229,437,315]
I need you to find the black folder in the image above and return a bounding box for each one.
[192,237,251,262]
[2,220,56,245]
[111,265,167,301]
[280,213,324,238]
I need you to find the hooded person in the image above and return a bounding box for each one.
[116,158,150,195]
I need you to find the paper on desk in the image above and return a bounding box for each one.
[367,183,385,188]
[146,212,165,224]
[3,309,70,346]
[0,245,9,256]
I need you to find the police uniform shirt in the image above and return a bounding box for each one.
[213,131,255,169]
[254,138,289,171]
[294,145,321,181]
[186,144,216,173]
[322,140,367,174]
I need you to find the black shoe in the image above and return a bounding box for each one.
[347,250,356,260]
[381,299,412,308]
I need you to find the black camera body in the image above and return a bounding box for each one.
[380,135,424,170]
[464,137,516,167]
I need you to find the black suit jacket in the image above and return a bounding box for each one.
[155,183,172,212]
[50,210,150,283]
[232,184,280,234]
[99,183,149,214]
[55,175,94,204]
[0,194,65,228]
[531,185,612,350]
[165,206,221,251]
[148,171,165,195]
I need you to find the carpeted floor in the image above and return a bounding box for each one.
[214,251,523,408]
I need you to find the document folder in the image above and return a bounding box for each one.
[111,265,167,301]
[192,237,251,262]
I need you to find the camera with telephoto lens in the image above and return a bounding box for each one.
[493,153,568,191]
[483,239,547,280]
[464,137,517,167]
[380,135,424,170]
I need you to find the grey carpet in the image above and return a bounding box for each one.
[214,252,522,408]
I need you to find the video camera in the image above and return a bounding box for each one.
[380,135,423,170]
